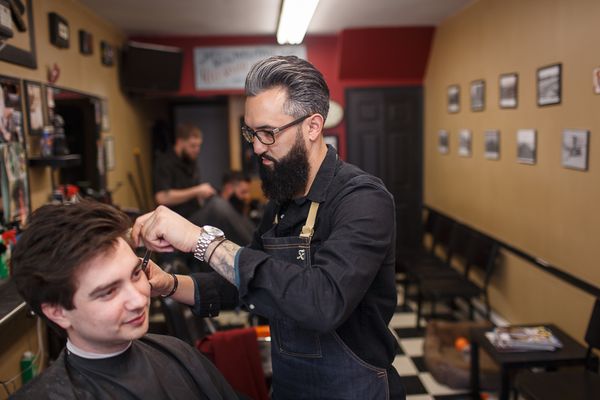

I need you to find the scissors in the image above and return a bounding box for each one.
[141,248,152,271]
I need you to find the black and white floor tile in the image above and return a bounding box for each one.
[392,280,499,400]
[213,280,502,399]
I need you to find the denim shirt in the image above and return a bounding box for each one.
[191,145,399,374]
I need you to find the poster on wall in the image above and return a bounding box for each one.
[0,76,25,145]
[0,143,31,225]
[24,81,46,136]
[194,45,307,90]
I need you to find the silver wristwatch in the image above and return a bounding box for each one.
[193,225,225,262]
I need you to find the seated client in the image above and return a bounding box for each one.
[10,199,239,399]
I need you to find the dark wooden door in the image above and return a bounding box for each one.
[346,87,423,271]
[172,100,230,189]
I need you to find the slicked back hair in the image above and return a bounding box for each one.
[11,200,133,336]
[245,55,329,120]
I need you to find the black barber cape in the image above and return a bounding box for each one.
[11,334,239,400]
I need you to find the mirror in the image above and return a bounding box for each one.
[45,85,104,192]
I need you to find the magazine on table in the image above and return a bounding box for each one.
[485,326,563,352]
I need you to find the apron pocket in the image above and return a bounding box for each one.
[274,318,322,358]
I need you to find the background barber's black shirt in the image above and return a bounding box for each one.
[154,149,201,219]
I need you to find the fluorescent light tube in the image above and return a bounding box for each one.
[277,0,320,45]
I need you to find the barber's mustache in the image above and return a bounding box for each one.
[259,152,278,164]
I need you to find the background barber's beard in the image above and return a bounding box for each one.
[259,131,309,203]
[181,150,196,165]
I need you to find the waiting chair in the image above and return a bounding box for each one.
[515,298,600,400]
[402,213,456,305]
[416,231,499,328]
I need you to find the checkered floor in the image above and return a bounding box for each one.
[391,299,472,399]
[392,280,500,400]
[213,280,503,400]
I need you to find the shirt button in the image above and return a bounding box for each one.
[249,304,256,310]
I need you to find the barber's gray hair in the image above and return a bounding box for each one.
[245,55,329,120]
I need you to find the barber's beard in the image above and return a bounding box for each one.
[259,130,309,203]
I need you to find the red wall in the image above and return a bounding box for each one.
[132,27,435,159]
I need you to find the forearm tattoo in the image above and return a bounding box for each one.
[206,239,240,285]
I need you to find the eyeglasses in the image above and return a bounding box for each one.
[241,114,311,145]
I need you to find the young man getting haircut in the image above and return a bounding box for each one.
[11,200,239,399]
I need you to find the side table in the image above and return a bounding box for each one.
[469,324,589,400]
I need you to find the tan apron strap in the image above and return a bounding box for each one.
[300,202,320,239]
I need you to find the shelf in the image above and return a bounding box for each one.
[28,154,82,168]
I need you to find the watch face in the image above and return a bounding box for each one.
[204,225,224,237]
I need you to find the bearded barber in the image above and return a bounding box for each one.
[134,56,405,400]
[153,123,216,219]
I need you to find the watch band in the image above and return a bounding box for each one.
[193,226,225,262]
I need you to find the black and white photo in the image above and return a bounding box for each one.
[484,130,500,160]
[517,129,536,164]
[438,130,449,154]
[537,64,561,106]
[447,85,460,113]
[458,129,472,157]
[562,129,589,171]
[499,73,518,108]
[470,80,485,111]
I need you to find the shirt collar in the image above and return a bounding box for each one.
[295,144,338,205]
[66,338,132,359]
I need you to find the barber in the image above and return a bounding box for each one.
[134,55,405,400]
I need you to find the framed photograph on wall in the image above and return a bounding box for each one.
[499,73,518,108]
[79,29,94,55]
[517,129,536,164]
[470,80,485,111]
[101,41,115,66]
[447,85,460,113]
[537,63,561,106]
[324,134,338,149]
[438,130,449,154]
[484,130,500,160]
[593,67,600,94]
[24,81,46,136]
[562,129,589,171]
[458,129,472,157]
[0,75,25,145]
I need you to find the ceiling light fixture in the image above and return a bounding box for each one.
[276,0,320,45]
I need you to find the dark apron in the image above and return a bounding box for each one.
[263,202,389,400]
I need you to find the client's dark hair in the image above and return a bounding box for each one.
[11,200,132,336]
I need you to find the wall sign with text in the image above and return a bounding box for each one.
[194,45,307,90]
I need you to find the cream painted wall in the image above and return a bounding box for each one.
[1,0,153,210]
[424,0,600,341]
[0,1,154,394]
